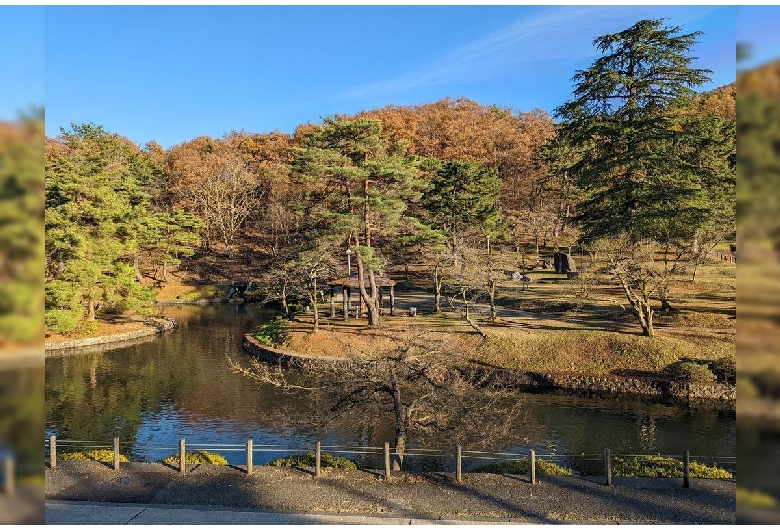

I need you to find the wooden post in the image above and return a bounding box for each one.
[113,437,120,471]
[384,442,391,480]
[604,448,612,486]
[330,287,336,318]
[456,445,462,483]
[247,440,253,475]
[315,441,321,478]
[530,450,536,485]
[683,450,690,489]
[179,439,186,474]
[50,436,56,470]
[389,286,395,316]
[3,457,14,495]
[342,286,349,320]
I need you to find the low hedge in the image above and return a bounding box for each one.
[473,459,573,476]
[59,449,129,463]
[266,451,358,469]
[612,455,732,479]
[159,450,228,466]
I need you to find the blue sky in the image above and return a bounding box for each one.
[737,5,780,70]
[39,5,735,149]
[0,6,44,121]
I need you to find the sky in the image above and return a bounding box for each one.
[737,5,780,70]
[0,6,44,121]
[28,5,736,149]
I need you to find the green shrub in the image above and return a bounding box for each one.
[252,318,289,347]
[266,451,358,469]
[45,309,82,334]
[159,450,228,466]
[664,361,717,383]
[708,356,736,384]
[473,459,573,476]
[612,456,732,479]
[737,487,778,509]
[59,449,129,463]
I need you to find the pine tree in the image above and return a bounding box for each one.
[45,124,158,331]
[553,19,719,337]
[292,117,418,327]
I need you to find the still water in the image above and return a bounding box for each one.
[45,304,735,469]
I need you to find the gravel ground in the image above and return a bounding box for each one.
[0,486,45,524]
[45,461,735,524]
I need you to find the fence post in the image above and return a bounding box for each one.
[456,445,462,483]
[604,448,612,486]
[246,440,253,475]
[384,442,391,480]
[50,435,57,470]
[113,437,120,471]
[315,441,321,478]
[530,450,537,485]
[683,450,690,489]
[179,439,186,474]
[3,456,14,495]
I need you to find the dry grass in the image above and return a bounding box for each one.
[281,257,735,378]
[283,315,733,378]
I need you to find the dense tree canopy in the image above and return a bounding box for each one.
[552,19,733,336]
[43,20,734,337]
[0,110,44,345]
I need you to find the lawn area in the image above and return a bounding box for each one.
[279,256,735,381]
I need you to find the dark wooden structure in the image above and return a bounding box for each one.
[327,274,397,320]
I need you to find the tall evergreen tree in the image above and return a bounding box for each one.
[292,117,419,327]
[45,124,200,333]
[0,110,45,345]
[553,19,718,337]
[423,159,502,263]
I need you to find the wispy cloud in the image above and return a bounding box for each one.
[345,5,662,99]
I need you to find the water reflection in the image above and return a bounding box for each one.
[45,305,735,469]
[0,364,44,476]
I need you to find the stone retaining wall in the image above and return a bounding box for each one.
[241,335,362,371]
[466,367,735,402]
[242,334,735,403]
[45,318,176,355]
[155,298,224,305]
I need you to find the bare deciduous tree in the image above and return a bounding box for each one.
[230,328,524,470]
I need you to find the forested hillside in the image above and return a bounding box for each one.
[44,20,736,338]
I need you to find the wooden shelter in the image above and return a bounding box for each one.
[327,274,397,320]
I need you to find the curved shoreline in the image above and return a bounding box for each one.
[242,334,735,403]
[45,318,176,356]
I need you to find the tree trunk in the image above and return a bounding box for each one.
[488,278,497,322]
[281,285,290,319]
[134,256,144,283]
[87,299,96,320]
[615,269,655,337]
[355,252,380,327]
[433,262,443,314]
[459,288,487,338]
[391,381,406,471]
[310,278,320,332]
[311,298,320,331]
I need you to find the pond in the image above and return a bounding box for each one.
[45,304,735,471]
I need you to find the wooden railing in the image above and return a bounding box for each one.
[44,435,735,491]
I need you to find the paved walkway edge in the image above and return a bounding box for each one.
[45,500,544,525]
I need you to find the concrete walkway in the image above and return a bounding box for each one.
[45,500,530,525]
